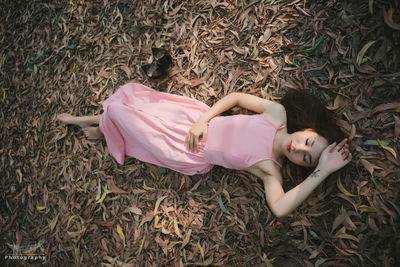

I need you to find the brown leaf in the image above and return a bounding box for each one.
[372,102,400,115]
[394,115,400,137]
[384,8,400,30]
[356,41,375,66]
[139,212,154,227]
[120,65,131,79]
[153,195,167,216]
[337,176,356,197]
[359,159,375,175]
[2,0,399,264]
[181,228,192,248]
[108,179,128,194]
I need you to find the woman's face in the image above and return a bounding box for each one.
[283,129,328,167]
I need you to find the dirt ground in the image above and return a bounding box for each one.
[1,0,399,266]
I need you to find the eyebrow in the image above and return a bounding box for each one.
[309,139,315,165]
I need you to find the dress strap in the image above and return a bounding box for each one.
[270,158,282,168]
[272,124,285,168]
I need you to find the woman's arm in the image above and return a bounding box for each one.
[198,92,274,122]
[262,169,331,218]
[262,140,352,218]
[186,92,278,152]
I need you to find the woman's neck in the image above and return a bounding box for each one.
[273,129,289,161]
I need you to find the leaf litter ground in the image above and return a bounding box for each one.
[1,0,399,266]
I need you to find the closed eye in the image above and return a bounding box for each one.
[305,138,309,146]
[304,153,312,165]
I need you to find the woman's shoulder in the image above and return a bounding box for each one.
[244,160,283,183]
[261,102,287,127]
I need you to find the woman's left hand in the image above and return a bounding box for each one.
[316,138,352,175]
[185,119,208,153]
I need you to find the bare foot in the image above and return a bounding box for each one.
[57,113,91,128]
[83,127,103,140]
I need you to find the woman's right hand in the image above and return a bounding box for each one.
[316,138,352,175]
[185,119,208,153]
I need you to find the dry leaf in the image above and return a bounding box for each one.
[116,224,125,246]
[108,179,128,194]
[384,7,400,30]
[377,139,397,159]
[337,176,356,197]
[359,159,375,175]
[356,41,375,66]
[358,205,378,213]
[2,1,399,265]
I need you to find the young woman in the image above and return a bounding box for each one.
[57,82,351,218]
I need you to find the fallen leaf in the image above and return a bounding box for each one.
[143,181,156,191]
[123,206,142,215]
[218,194,232,216]
[67,215,77,229]
[181,229,192,248]
[357,181,369,195]
[384,7,400,30]
[173,217,183,239]
[372,102,400,114]
[337,176,356,197]
[360,159,375,175]
[197,241,205,261]
[96,185,111,204]
[377,139,397,159]
[356,41,375,66]
[154,195,167,216]
[358,205,378,213]
[116,224,125,246]
[108,179,128,194]
[49,213,59,232]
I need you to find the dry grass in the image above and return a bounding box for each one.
[1,0,399,266]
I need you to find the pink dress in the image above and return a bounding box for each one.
[99,83,283,175]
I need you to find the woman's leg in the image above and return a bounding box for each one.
[57,114,102,127]
[82,126,103,140]
[57,114,104,139]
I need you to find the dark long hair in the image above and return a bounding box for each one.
[279,89,345,180]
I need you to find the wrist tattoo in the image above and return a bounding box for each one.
[311,169,320,178]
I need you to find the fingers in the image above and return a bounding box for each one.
[339,144,349,155]
[185,131,201,152]
[336,138,348,152]
[335,141,352,164]
[194,134,199,153]
[185,132,194,152]
[326,138,352,163]
[336,138,352,162]
[327,138,348,153]
[346,152,353,162]
[328,142,337,152]
[186,122,208,153]
[342,147,352,161]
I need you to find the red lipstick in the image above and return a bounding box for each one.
[287,141,292,152]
